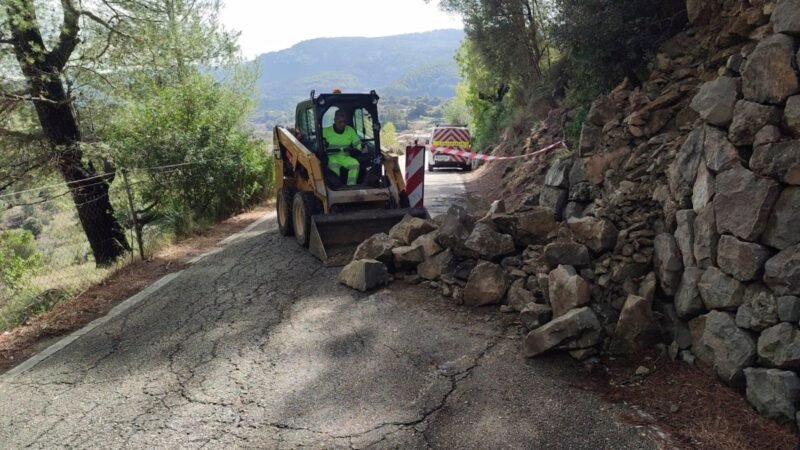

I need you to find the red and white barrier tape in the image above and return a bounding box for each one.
[430,140,567,161]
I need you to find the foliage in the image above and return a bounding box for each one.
[0,229,41,296]
[442,83,472,126]
[380,122,399,152]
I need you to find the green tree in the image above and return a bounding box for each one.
[380,122,399,152]
[442,83,472,126]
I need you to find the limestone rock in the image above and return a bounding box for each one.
[354,233,399,268]
[763,187,800,250]
[507,279,536,312]
[544,242,591,268]
[783,95,800,137]
[754,125,783,148]
[742,33,799,104]
[698,267,745,311]
[567,217,618,253]
[539,187,568,221]
[493,207,557,246]
[675,210,697,268]
[703,125,740,172]
[669,127,704,203]
[392,245,425,270]
[765,245,800,296]
[744,368,800,423]
[464,223,515,261]
[464,261,509,307]
[694,204,718,269]
[523,307,601,357]
[389,215,437,246]
[654,233,683,296]
[436,205,475,255]
[338,259,391,292]
[676,267,705,319]
[417,249,456,281]
[736,285,780,331]
[689,76,739,126]
[778,296,800,322]
[750,140,800,185]
[608,295,661,355]
[548,265,591,318]
[758,323,800,369]
[545,158,572,188]
[772,0,800,35]
[692,163,715,213]
[579,122,602,156]
[410,232,443,259]
[717,235,775,282]
[715,165,781,241]
[520,303,553,331]
[692,311,757,385]
[586,96,617,126]
[729,100,782,146]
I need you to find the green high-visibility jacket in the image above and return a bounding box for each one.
[323,125,362,151]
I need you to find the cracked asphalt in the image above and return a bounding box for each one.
[0,172,655,449]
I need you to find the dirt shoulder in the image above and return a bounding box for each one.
[0,205,272,374]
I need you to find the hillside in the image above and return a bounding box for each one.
[252,29,464,121]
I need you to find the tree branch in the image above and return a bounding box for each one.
[46,0,81,69]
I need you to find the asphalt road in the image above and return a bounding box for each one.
[0,171,655,449]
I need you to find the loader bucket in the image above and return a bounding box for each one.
[309,208,429,267]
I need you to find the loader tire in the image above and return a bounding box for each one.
[292,192,321,247]
[277,188,296,236]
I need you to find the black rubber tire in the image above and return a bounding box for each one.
[292,192,321,247]
[398,191,411,209]
[277,187,296,236]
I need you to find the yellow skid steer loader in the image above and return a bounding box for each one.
[273,90,428,266]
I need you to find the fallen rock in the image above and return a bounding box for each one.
[689,76,738,126]
[744,367,800,423]
[548,265,591,318]
[453,259,477,281]
[417,249,456,281]
[778,296,800,322]
[523,307,601,357]
[569,348,598,361]
[742,33,800,104]
[436,205,475,255]
[676,267,706,319]
[463,261,509,307]
[736,285,780,331]
[392,245,425,270]
[693,163,715,213]
[579,122,602,156]
[786,96,800,137]
[353,233,399,268]
[389,215,437,246]
[698,267,745,311]
[654,233,683,296]
[539,187,568,221]
[520,303,553,331]
[754,125,784,148]
[703,125,740,172]
[750,140,800,185]
[758,323,800,369]
[493,207,557,245]
[544,242,591,268]
[608,295,661,355]
[762,187,800,250]
[772,0,800,35]
[693,204,718,269]
[692,310,757,385]
[764,245,800,296]
[410,232,443,259]
[507,279,536,312]
[567,217,618,253]
[545,158,572,188]
[729,100,782,146]
[463,223,515,261]
[675,210,697,268]
[717,235,775,282]
[715,165,781,241]
[338,259,391,292]
[669,127,704,203]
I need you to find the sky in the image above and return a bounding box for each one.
[219,0,464,59]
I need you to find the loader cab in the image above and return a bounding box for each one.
[295,90,384,189]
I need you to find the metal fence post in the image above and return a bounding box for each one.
[121,168,145,260]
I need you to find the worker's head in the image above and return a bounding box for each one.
[333,110,348,133]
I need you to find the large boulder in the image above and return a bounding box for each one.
[764,245,800,296]
[758,323,800,370]
[493,207,557,245]
[608,295,661,355]
[693,204,718,269]
[754,125,784,148]
[539,187,569,221]
[669,127,704,203]
[772,0,800,35]
[545,158,572,188]
[417,249,456,281]
[778,296,800,322]
[567,217,618,253]
[338,259,391,292]
[703,125,740,172]
[464,261,509,307]
[744,368,800,423]
[463,223,515,261]
[507,279,537,312]
[520,303,553,331]
[353,233,399,268]
[714,165,781,241]
[728,100,782,146]
[543,242,591,268]
[579,122,602,156]
[689,76,739,126]
[693,163,715,213]
[692,311,757,385]
[523,307,601,357]
[717,235,775,282]
[736,285,780,332]
[548,265,591,318]
[762,187,800,250]
[436,205,475,254]
[698,267,745,311]
[676,267,706,319]
[389,215,437,246]
[750,140,800,185]
[654,233,683,296]
[675,210,697,268]
[410,232,443,259]
[785,96,800,137]
[392,245,426,270]
[742,33,800,104]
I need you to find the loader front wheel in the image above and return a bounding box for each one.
[277,188,296,236]
[292,192,321,247]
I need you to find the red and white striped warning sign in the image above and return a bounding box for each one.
[405,145,425,208]
[430,140,566,162]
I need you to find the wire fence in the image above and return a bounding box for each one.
[0,158,242,331]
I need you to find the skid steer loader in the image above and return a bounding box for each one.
[273,90,428,266]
